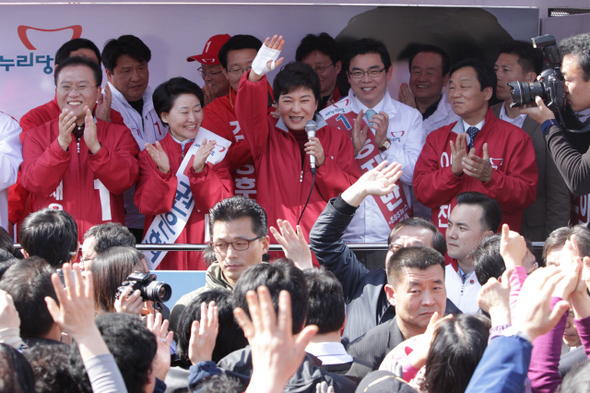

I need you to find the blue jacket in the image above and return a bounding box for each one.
[465,335,531,393]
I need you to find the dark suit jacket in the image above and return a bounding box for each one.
[345,317,404,381]
[492,103,570,240]
[559,345,587,377]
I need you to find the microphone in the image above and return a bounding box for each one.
[305,120,318,173]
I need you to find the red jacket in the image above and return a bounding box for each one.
[9,97,125,226]
[21,118,139,241]
[135,133,233,270]
[236,74,360,240]
[413,108,538,234]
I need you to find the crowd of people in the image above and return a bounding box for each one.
[1,27,590,393]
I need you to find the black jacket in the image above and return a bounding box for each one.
[217,346,357,393]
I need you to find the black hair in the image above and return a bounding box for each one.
[218,35,262,69]
[450,58,497,97]
[22,342,77,393]
[152,77,204,124]
[497,40,544,75]
[176,288,248,364]
[295,33,341,65]
[53,56,103,88]
[101,34,151,72]
[233,259,308,334]
[0,257,57,338]
[83,222,136,253]
[0,226,15,255]
[69,313,156,393]
[55,38,101,65]
[406,44,451,76]
[303,269,345,335]
[0,250,18,280]
[386,246,445,288]
[90,246,145,313]
[0,343,36,393]
[19,208,78,268]
[421,314,490,393]
[196,373,244,393]
[557,360,590,393]
[456,192,502,233]
[543,225,590,264]
[473,234,503,286]
[388,218,447,257]
[559,33,590,82]
[273,61,322,105]
[344,38,392,73]
[209,196,268,239]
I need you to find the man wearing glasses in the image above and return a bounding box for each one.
[187,34,231,106]
[321,38,426,269]
[169,196,270,330]
[202,34,272,199]
[20,57,139,242]
[296,32,347,110]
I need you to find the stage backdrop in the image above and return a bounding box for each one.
[0,4,538,119]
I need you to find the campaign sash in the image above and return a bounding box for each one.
[325,104,411,229]
[142,128,231,269]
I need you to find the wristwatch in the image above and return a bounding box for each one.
[379,140,391,151]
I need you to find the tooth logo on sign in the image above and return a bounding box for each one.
[18,25,83,50]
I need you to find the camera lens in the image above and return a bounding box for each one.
[143,281,172,303]
[509,81,547,107]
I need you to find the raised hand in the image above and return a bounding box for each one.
[369,111,390,147]
[449,133,467,176]
[477,268,512,326]
[236,287,318,393]
[398,83,416,109]
[341,160,403,207]
[500,224,527,270]
[95,83,112,122]
[270,219,313,270]
[193,138,216,173]
[145,141,171,174]
[351,110,369,155]
[188,301,219,365]
[462,143,492,182]
[58,108,76,151]
[202,83,217,107]
[83,106,101,154]
[146,311,174,381]
[249,35,285,82]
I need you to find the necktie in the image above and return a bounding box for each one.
[466,126,479,149]
[365,109,376,124]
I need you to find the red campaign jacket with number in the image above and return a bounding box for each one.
[134,133,234,271]
[413,108,538,235]
[9,96,126,225]
[235,73,360,241]
[20,118,140,242]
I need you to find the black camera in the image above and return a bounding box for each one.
[508,35,564,110]
[116,271,172,303]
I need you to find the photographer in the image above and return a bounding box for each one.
[521,33,590,198]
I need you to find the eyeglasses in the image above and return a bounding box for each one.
[312,63,335,74]
[58,84,95,93]
[348,67,386,79]
[211,236,262,253]
[227,65,252,75]
[198,67,223,78]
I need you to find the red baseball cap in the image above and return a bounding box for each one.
[187,34,231,65]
